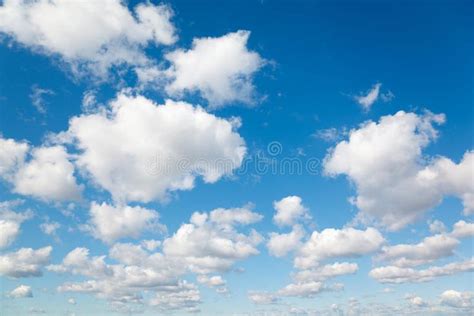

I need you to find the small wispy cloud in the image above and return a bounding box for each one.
[30,85,54,114]
[355,83,381,111]
[354,83,394,111]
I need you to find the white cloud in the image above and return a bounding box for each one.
[369,258,474,283]
[406,295,427,307]
[30,85,54,114]
[209,206,263,226]
[440,290,473,309]
[196,275,226,287]
[295,227,384,269]
[0,0,176,79]
[87,202,161,244]
[61,93,246,203]
[8,284,33,298]
[164,30,265,107]
[40,221,61,236]
[163,206,263,274]
[50,205,262,312]
[293,262,358,282]
[13,146,83,202]
[0,246,52,278]
[273,195,310,227]
[248,291,279,305]
[67,298,76,305]
[267,225,305,257]
[377,234,459,267]
[428,219,446,234]
[355,83,381,111]
[450,220,474,238]
[0,136,28,181]
[324,111,474,230]
[277,281,342,298]
[148,281,201,313]
[0,201,32,249]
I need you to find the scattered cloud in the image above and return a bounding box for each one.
[0,246,52,278]
[163,31,265,107]
[440,290,473,309]
[86,202,161,244]
[58,93,246,203]
[273,195,310,227]
[0,0,177,79]
[369,258,474,283]
[8,285,33,298]
[324,111,474,230]
[29,85,54,114]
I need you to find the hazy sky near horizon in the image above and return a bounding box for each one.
[0,0,473,315]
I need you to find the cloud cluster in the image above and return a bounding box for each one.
[48,206,262,312]
[0,0,176,79]
[324,111,474,230]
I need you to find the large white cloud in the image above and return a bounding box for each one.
[0,0,176,79]
[86,202,161,244]
[0,246,52,278]
[13,146,83,201]
[324,111,474,230]
[61,93,246,203]
[164,30,265,107]
[294,227,384,269]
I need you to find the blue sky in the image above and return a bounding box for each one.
[0,0,473,315]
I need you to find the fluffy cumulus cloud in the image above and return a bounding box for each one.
[0,246,52,278]
[294,227,384,269]
[0,0,176,78]
[13,146,83,202]
[376,234,459,267]
[61,93,246,203]
[273,195,310,227]
[324,111,474,230]
[369,258,474,283]
[267,225,305,257]
[451,220,474,238]
[0,136,29,181]
[8,284,33,298]
[47,206,262,313]
[0,201,32,249]
[86,202,161,244]
[440,290,473,309]
[164,30,265,107]
[162,206,263,274]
